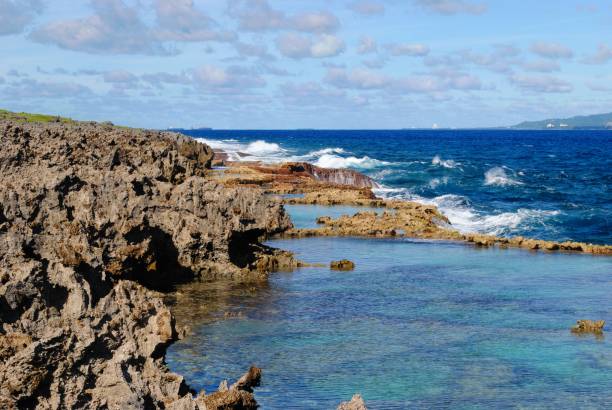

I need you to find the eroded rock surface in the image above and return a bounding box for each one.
[337,394,368,410]
[571,320,605,334]
[0,121,292,409]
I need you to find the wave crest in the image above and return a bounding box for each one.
[484,167,522,186]
[313,154,389,169]
[432,155,459,169]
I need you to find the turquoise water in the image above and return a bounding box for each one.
[284,204,387,229]
[167,237,612,409]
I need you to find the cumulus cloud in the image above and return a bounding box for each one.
[276,33,345,59]
[387,43,430,57]
[30,0,170,55]
[530,42,573,59]
[3,78,94,99]
[583,44,612,65]
[30,0,234,55]
[357,36,378,54]
[325,66,482,94]
[348,1,385,15]
[0,0,43,35]
[414,0,488,15]
[325,67,389,89]
[229,0,338,33]
[154,0,235,42]
[522,59,561,73]
[192,65,266,91]
[510,74,573,93]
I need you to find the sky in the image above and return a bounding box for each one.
[0,0,611,129]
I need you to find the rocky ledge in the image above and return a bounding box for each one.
[0,120,295,409]
[211,162,611,255]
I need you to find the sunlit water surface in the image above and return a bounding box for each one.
[167,236,612,409]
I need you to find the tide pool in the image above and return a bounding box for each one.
[166,237,612,409]
[284,204,387,229]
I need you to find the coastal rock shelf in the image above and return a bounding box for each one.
[0,120,292,409]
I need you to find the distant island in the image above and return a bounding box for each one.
[510,112,612,130]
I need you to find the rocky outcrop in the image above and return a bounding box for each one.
[283,162,379,188]
[330,260,356,271]
[337,394,367,410]
[571,320,605,334]
[0,120,292,408]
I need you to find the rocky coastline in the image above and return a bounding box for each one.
[1,116,609,409]
[0,119,296,409]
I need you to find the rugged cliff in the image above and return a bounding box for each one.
[0,120,292,409]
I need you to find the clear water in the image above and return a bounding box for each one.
[166,237,612,409]
[285,204,387,229]
[180,129,612,244]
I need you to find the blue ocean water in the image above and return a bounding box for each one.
[167,236,612,409]
[182,129,612,244]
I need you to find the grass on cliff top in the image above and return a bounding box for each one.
[0,109,76,124]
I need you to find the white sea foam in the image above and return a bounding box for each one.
[373,189,559,236]
[432,155,460,169]
[428,177,449,189]
[313,154,390,169]
[484,167,523,186]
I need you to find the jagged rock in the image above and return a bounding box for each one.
[330,260,356,271]
[0,120,291,409]
[337,394,367,410]
[571,320,605,334]
[230,366,262,392]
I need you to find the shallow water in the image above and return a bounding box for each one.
[166,237,612,409]
[181,129,612,244]
[284,204,387,229]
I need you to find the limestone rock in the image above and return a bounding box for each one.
[0,120,291,409]
[337,394,367,410]
[571,320,605,334]
[330,260,356,271]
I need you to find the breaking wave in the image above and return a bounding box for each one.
[313,154,390,169]
[373,189,560,237]
[197,137,390,169]
[432,155,460,169]
[484,167,523,186]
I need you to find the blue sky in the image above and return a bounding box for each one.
[1,0,611,129]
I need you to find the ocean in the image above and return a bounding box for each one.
[166,129,612,408]
[181,129,611,245]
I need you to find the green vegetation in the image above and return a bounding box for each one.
[0,109,75,124]
[511,112,612,130]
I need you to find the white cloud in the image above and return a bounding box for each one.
[0,0,42,35]
[387,43,430,57]
[583,44,612,65]
[326,67,389,89]
[276,33,345,59]
[154,0,235,42]
[522,59,561,72]
[414,0,487,15]
[229,0,338,33]
[192,65,266,91]
[357,36,378,54]
[510,74,573,93]
[530,42,573,59]
[348,1,385,15]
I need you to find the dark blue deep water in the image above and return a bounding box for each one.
[181,129,611,244]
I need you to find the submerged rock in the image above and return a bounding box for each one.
[571,320,605,334]
[337,394,367,410]
[330,259,356,271]
[0,120,291,408]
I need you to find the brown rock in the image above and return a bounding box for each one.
[571,320,605,334]
[337,394,367,410]
[330,259,356,271]
[0,120,291,408]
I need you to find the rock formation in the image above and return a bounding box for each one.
[0,120,293,409]
[337,394,367,410]
[330,260,356,271]
[571,320,605,334]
